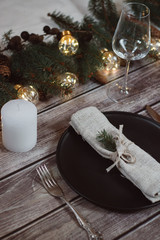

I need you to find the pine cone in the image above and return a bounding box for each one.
[7,36,22,51]
[21,31,30,41]
[29,34,43,44]
[0,65,11,78]
[50,28,60,35]
[10,36,21,44]
[43,26,51,34]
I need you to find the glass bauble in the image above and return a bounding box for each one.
[101,48,120,70]
[57,72,78,92]
[16,85,39,104]
[59,31,79,56]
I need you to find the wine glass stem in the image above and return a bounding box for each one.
[122,60,130,95]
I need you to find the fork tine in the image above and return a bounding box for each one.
[40,165,53,188]
[37,165,52,189]
[37,164,56,189]
[43,164,57,186]
[41,165,57,189]
[37,164,64,198]
[37,165,103,239]
[36,166,49,190]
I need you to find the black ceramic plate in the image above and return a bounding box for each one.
[56,112,160,211]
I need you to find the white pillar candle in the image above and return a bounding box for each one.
[1,99,37,152]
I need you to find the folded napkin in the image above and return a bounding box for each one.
[70,106,160,203]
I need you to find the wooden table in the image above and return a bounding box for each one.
[0,57,160,240]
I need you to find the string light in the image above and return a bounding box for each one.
[14,85,39,104]
[58,31,79,56]
[57,72,78,94]
[101,48,120,71]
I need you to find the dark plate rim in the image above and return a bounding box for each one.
[56,111,160,212]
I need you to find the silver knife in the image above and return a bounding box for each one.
[146,105,160,123]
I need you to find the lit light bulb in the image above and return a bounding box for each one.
[58,31,79,56]
[101,48,120,70]
[14,85,39,104]
[57,72,78,94]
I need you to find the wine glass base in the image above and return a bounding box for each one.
[107,82,132,103]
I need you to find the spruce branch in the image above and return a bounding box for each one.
[0,0,159,109]
[101,0,110,24]
[48,11,80,31]
[2,30,13,43]
[88,0,118,33]
[0,76,17,107]
[96,129,116,152]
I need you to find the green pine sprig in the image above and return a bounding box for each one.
[48,11,81,31]
[0,0,159,109]
[0,75,17,108]
[96,129,116,152]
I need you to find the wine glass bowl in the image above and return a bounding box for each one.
[108,2,150,102]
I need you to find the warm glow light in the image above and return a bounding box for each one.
[15,85,39,104]
[101,48,120,71]
[59,31,79,56]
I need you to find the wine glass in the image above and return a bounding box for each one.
[108,2,150,102]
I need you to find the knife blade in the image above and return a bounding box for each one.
[146,105,160,123]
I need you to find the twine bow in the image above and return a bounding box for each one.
[106,125,136,172]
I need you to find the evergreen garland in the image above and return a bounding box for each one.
[0,0,159,109]
[0,75,17,107]
[0,0,119,108]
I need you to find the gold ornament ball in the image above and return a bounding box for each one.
[59,31,79,56]
[15,85,39,104]
[57,72,78,91]
[101,48,120,70]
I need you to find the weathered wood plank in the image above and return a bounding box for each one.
[3,203,160,240]
[0,156,77,238]
[1,156,160,240]
[0,61,160,179]
[119,214,160,240]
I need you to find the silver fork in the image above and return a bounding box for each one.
[36,164,103,240]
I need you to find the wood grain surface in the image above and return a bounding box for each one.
[0,58,160,240]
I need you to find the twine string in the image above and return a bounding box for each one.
[106,125,136,172]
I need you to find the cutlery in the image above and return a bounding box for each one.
[36,164,103,240]
[146,105,160,123]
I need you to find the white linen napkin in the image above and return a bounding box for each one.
[70,106,160,203]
